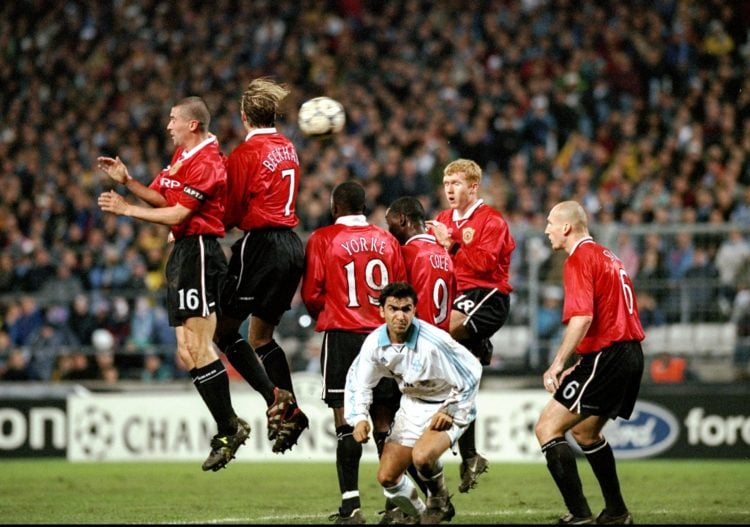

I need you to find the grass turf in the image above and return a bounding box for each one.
[1,459,748,524]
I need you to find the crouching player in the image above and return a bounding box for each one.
[344,282,482,524]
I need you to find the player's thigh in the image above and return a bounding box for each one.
[535,397,585,444]
[412,428,452,467]
[378,442,414,486]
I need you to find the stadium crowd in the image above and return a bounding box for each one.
[1,0,750,382]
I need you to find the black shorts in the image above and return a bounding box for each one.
[453,287,510,340]
[220,228,304,325]
[165,235,227,327]
[554,340,644,420]
[320,330,401,412]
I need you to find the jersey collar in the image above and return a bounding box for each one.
[335,214,368,226]
[452,199,484,221]
[570,235,594,255]
[179,134,218,161]
[245,127,277,141]
[405,233,438,245]
[377,318,422,348]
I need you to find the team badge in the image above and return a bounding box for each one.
[169,160,182,175]
[463,227,475,244]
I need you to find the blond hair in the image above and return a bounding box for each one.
[241,77,290,127]
[444,158,482,185]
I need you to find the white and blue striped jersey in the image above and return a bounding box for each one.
[344,318,482,428]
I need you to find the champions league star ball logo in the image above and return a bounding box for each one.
[507,400,546,458]
[74,405,115,460]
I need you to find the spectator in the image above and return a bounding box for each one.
[7,296,44,347]
[68,294,97,347]
[730,273,750,381]
[141,352,174,383]
[0,349,33,381]
[714,228,750,302]
[26,310,79,381]
[683,246,721,322]
[61,351,98,381]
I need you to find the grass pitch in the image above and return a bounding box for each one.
[1,459,748,524]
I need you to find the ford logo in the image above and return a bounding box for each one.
[602,400,679,458]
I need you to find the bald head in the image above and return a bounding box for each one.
[545,200,590,253]
[551,201,588,232]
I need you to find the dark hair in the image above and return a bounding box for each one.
[378,281,418,306]
[174,96,210,131]
[387,196,425,225]
[332,180,366,214]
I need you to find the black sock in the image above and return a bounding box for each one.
[541,437,592,518]
[191,360,235,435]
[582,438,627,515]
[256,340,294,395]
[219,334,275,405]
[336,425,362,514]
[458,420,477,461]
[406,464,429,496]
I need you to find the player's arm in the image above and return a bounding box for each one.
[344,346,381,443]
[98,190,192,226]
[543,314,591,392]
[97,156,167,208]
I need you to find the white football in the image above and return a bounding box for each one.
[298,96,346,136]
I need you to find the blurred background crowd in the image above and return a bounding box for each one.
[1,0,750,385]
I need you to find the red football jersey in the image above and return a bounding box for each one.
[149,136,226,239]
[223,128,300,231]
[401,234,456,331]
[302,215,406,333]
[562,237,646,354]
[433,200,515,294]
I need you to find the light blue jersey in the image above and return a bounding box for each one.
[344,318,482,428]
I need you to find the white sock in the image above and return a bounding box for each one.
[384,475,426,517]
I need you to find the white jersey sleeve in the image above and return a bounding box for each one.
[344,331,386,427]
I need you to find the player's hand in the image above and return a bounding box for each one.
[97,156,131,185]
[429,411,453,431]
[353,421,371,444]
[542,364,564,393]
[426,220,451,248]
[97,190,128,216]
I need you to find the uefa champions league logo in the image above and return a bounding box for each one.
[73,405,115,460]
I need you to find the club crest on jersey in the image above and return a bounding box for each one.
[169,160,182,176]
[462,227,475,244]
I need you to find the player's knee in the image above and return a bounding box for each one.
[570,426,600,446]
[377,465,400,488]
[410,446,434,471]
[534,417,558,444]
[216,332,243,353]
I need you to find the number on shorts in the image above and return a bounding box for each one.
[178,288,200,310]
